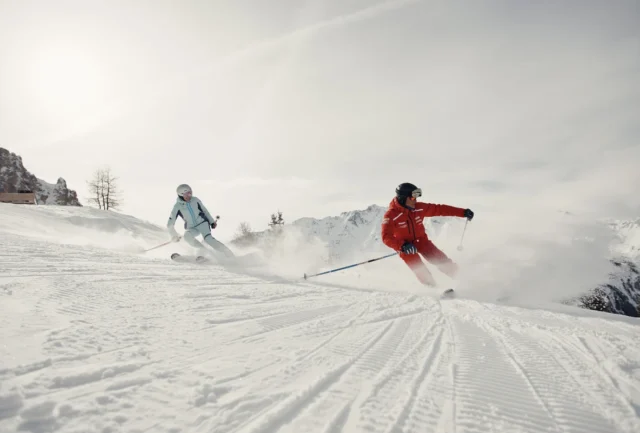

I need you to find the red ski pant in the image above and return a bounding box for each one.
[399,239,458,286]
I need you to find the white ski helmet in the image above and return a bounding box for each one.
[176,184,192,198]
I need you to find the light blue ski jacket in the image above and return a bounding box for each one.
[167,196,215,238]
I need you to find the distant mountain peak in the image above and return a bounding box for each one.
[0,147,81,206]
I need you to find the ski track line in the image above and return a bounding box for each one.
[197,321,365,391]
[120,301,364,413]
[271,300,442,433]
[141,319,371,433]
[25,286,362,421]
[320,398,353,433]
[197,309,306,328]
[77,303,355,419]
[276,316,414,433]
[257,305,347,333]
[286,303,373,365]
[195,321,394,433]
[311,308,445,433]
[475,314,629,433]
[234,319,401,433]
[161,304,352,370]
[193,292,350,329]
[185,289,322,307]
[472,300,640,432]
[2,302,362,433]
[180,320,361,397]
[542,332,640,432]
[440,310,457,433]
[446,315,558,433]
[552,329,640,418]
[362,304,433,325]
[574,335,640,418]
[189,293,321,319]
[0,343,140,384]
[383,315,447,433]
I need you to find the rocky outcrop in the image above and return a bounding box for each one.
[0,147,81,206]
[575,219,640,317]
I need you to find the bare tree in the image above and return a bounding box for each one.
[87,170,103,209]
[232,221,257,246]
[103,169,121,210]
[237,221,254,238]
[87,167,122,210]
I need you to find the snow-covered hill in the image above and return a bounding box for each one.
[0,147,81,206]
[1,203,640,433]
[0,203,167,251]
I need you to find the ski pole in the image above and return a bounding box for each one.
[143,240,175,252]
[303,252,398,280]
[457,220,468,251]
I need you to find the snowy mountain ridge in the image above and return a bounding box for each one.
[609,218,640,260]
[594,217,640,316]
[290,203,451,249]
[0,147,81,206]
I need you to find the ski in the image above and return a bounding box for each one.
[170,252,263,268]
[170,253,209,264]
[440,288,455,299]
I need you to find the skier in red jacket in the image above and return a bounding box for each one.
[381,182,474,287]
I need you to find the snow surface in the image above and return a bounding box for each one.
[1,203,640,433]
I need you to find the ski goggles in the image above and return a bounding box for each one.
[410,188,422,198]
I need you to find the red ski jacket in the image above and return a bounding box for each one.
[381,197,466,251]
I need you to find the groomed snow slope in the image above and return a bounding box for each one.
[1,204,640,433]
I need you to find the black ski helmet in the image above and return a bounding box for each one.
[395,182,420,205]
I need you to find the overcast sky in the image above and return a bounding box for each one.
[1,0,638,242]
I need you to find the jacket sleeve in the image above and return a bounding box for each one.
[196,198,215,224]
[417,202,466,218]
[381,211,404,251]
[166,203,180,237]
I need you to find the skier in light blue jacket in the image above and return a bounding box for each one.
[167,184,235,258]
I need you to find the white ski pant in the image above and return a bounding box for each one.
[183,222,234,258]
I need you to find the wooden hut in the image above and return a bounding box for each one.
[0,192,38,205]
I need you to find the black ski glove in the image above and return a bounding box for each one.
[464,209,474,220]
[400,242,417,254]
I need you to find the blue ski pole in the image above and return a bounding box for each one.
[303,252,398,280]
